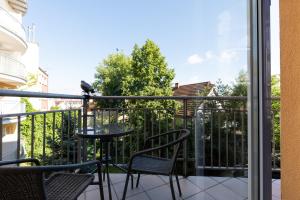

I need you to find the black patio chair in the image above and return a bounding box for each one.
[122,129,190,200]
[0,158,104,200]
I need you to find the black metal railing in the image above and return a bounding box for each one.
[0,90,280,176]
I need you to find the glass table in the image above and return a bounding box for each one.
[76,123,134,200]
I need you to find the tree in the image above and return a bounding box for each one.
[231,70,248,97]
[93,40,177,156]
[271,75,280,164]
[21,98,78,164]
[121,40,177,127]
[123,40,175,97]
[94,52,131,96]
[93,52,131,107]
[93,39,177,113]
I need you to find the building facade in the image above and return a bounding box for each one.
[0,0,28,160]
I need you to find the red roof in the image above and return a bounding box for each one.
[173,82,213,96]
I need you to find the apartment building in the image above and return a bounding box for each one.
[0,0,28,160]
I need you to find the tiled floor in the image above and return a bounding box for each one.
[78,174,281,200]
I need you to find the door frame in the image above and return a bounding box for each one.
[248,0,272,199]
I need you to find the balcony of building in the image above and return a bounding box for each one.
[0,53,27,86]
[0,6,27,53]
[0,91,281,200]
[7,0,27,15]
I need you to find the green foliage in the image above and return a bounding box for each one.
[20,98,78,164]
[94,40,175,98]
[93,40,177,119]
[215,79,232,96]
[231,70,248,97]
[200,72,281,168]
[123,40,175,96]
[124,40,176,122]
[271,75,280,155]
[93,40,177,157]
[94,52,131,97]
[21,98,56,161]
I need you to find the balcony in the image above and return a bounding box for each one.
[0,97,25,124]
[0,91,281,199]
[0,54,27,85]
[0,98,25,115]
[77,174,281,200]
[7,0,28,15]
[0,7,27,53]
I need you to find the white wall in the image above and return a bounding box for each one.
[21,42,40,74]
[0,0,22,23]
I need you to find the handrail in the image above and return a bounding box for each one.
[0,89,84,99]
[0,108,80,118]
[0,89,280,100]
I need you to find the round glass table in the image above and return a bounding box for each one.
[76,123,134,200]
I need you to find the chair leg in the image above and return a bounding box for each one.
[122,172,131,200]
[175,174,182,197]
[136,173,141,188]
[131,173,134,189]
[103,167,106,181]
[106,164,112,200]
[169,175,176,200]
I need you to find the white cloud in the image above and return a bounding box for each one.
[187,49,239,65]
[187,54,204,64]
[187,51,214,65]
[205,51,214,60]
[219,49,238,62]
[218,11,232,36]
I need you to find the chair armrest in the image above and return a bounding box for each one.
[33,160,102,172]
[0,158,40,166]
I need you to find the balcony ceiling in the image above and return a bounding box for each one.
[0,26,27,53]
[7,0,27,15]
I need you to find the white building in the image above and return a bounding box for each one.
[0,0,28,160]
[21,25,49,110]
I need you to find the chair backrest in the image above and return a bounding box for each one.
[147,129,190,174]
[169,129,190,170]
[0,167,46,200]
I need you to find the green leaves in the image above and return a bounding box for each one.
[94,52,131,97]
[93,39,176,111]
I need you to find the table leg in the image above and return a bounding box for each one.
[100,142,106,182]
[105,142,112,200]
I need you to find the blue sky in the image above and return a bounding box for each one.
[23,0,279,94]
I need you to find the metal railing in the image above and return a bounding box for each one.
[0,89,280,176]
[0,54,26,82]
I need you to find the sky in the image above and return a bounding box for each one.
[23,0,279,95]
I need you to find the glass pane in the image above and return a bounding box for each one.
[192,1,249,199]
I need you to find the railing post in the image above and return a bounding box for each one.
[82,95,89,161]
[77,109,82,163]
[183,99,188,177]
[0,117,2,161]
[17,116,21,160]
[31,115,35,160]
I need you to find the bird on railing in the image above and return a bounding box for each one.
[80,80,95,95]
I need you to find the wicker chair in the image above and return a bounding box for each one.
[0,159,104,200]
[122,129,190,200]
